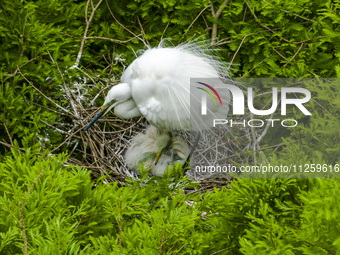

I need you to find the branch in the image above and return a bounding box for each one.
[72,0,104,69]
[158,229,166,255]
[137,16,150,47]
[105,0,142,40]
[26,169,44,197]
[45,48,80,118]
[19,202,27,255]
[1,119,13,146]
[182,6,209,38]
[210,0,230,45]
[283,43,304,67]
[85,35,141,43]
[17,68,78,119]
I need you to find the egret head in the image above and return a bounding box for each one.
[83,83,131,132]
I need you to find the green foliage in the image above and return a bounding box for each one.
[1,0,340,254]
[1,146,340,254]
[1,0,340,153]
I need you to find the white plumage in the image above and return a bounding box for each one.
[84,41,231,133]
[84,41,232,174]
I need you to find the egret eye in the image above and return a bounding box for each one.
[173,154,182,161]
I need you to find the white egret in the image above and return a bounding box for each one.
[83,41,230,132]
[124,125,189,176]
[84,41,231,168]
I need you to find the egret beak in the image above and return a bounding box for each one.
[83,106,109,132]
[154,148,165,165]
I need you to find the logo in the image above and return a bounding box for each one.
[195,80,312,128]
[196,82,222,106]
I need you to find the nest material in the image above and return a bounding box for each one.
[37,55,282,191]
[67,101,256,190]
[28,72,281,192]
[9,73,282,193]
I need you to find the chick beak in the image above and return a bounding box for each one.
[83,106,108,133]
[154,148,165,165]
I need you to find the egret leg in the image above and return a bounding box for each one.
[183,132,201,172]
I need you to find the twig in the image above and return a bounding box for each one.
[209,247,232,255]
[119,199,122,254]
[137,16,150,47]
[311,98,333,117]
[174,244,185,255]
[75,215,88,229]
[283,43,304,67]
[72,0,104,69]
[262,0,317,23]
[272,47,289,61]
[26,169,44,197]
[50,125,84,153]
[0,141,25,151]
[302,240,335,254]
[256,113,275,147]
[182,6,210,38]
[45,47,80,118]
[158,229,166,255]
[210,0,230,45]
[161,12,173,40]
[227,34,248,71]
[17,68,78,119]
[1,119,13,146]
[167,238,180,253]
[40,120,81,139]
[105,0,142,40]
[246,2,325,45]
[85,35,141,43]
[19,202,27,255]
[238,54,273,79]
[32,102,73,118]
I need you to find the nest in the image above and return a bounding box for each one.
[12,45,283,193]
[48,77,272,193]
[66,97,256,192]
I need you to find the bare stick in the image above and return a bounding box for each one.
[26,169,44,197]
[1,119,13,146]
[161,12,173,40]
[51,126,84,153]
[40,120,81,139]
[227,34,248,71]
[105,0,142,40]
[283,43,304,67]
[210,0,230,45]
[19,202,27,255]
[238,54,273,79]
[182,6,210,38]
[209,247,232,255]
[85,35,141,43]
[45,47,80,118]
[262,0,317,23]
[137,16,150,47]
[17,68,78,118]
[72,0,104,69]
[158,229,165,255]
[119,200,122,253]
[174,244,185,255]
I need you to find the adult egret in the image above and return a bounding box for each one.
[84,41,231,167]
[125,125,189,176]
[83,41,230,133]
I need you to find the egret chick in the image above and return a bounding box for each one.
[125,126,189,176]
